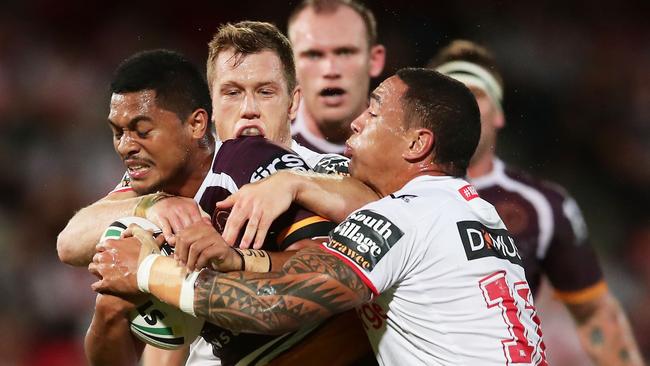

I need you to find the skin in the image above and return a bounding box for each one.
[288,5,385,143]
[211,49,300,147]
[90,75,444,336]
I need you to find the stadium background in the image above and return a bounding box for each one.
[0,0,648,364]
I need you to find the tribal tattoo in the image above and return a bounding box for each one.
[193,246,371,334]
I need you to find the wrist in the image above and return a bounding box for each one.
[233,248,271,272]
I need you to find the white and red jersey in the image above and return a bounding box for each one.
[323,175,547,366]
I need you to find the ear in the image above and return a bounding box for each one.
[493,108,505,130]
[187,108,210,140]
[402,128,435,162]
[368,44,386,78]
[288,85,302,121]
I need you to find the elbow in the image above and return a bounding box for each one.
[56,230,84,266]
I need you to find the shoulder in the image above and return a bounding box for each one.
[291,141,349,175]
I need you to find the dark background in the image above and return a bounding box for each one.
[0,0,648,364]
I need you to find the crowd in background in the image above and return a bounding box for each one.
[0,0,647,364]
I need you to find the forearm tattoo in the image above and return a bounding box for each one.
[193,247,371,334]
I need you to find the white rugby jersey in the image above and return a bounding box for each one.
[323,175,547,366]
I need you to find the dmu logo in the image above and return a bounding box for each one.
[328,210,403,271]
[250,153,309,182]
[456,221,523,267]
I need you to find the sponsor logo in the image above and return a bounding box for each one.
[389,193,417,203]
[327,210,403,271]
[458,184,479,201]
[250,153,309,182]
[457,221,523,267]
[313,156,350,175]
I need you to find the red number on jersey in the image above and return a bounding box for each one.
[479,271,547,365]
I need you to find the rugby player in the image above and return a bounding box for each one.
[428,40,643,366]
[59,21,371,365]
[288,0,385,154]
[91,68,548,365]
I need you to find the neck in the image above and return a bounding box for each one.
[174,145,215,198]
[467,151,495,179]
[376,163,448,197]
[302,108,352,145]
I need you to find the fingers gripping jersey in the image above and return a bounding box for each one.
[323,176,547,366]
[470,159,604,303]
[110,137,345,365]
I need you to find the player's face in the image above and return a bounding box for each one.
[209,49,299,147]
[108,90,195,194]
[345,76,409,194]
[289,6,385,128]
[469,87,504,164]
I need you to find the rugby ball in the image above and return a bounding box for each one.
[100,216,204,349]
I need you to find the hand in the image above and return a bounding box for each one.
[174,218,241,272]
[145,196,206,245]
[216,171,296,249]
[89,237,143,296]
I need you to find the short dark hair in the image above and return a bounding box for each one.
[207,21,296,93]
[288,0,378,46]
[396,68,480,177]
[111,49,212,123]
[426,40,503,90]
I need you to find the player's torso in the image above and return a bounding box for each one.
[470,160,558,295]
[353,176,546,365]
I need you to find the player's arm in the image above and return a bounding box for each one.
[564,291,644,366]
[141,345,188,366]
[84,294,144,366]
[218,170,379,248]
[57,191,204,267]
[90,241,371,335]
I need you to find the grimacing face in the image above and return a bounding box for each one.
[108,90,196,194]
[289,5,384,129]
[209,49,299,147]
[346,76,409,195]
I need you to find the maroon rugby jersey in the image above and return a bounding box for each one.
[470,159,606,303]
[111,136,339,365]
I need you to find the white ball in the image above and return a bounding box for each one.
[100,216,204,349]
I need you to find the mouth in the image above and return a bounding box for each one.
[319,88,346,106]
[344,143,353,158]
[124,159,154,179]
[235,123,265,138]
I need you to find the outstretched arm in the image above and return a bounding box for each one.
[565,291,644,366]
[57,191,204,267]
[218,170,378,249]
[90,239,371,335]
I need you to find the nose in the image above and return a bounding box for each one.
[350,113,364,134]
[116,132,140,157]
[323,55,341,80]
[241,93,260,120]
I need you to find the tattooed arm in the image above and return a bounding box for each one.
[192,246,371,334]
[90,241,371,335]
[566,292,644,366]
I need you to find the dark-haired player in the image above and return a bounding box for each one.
[428,40,643,366]
[59,21,371,366]
[288,0,385,154]
[92,68,548,365]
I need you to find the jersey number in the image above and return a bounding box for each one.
[479,271,547,365]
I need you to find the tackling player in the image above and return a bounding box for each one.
[288,0,385,153]
[58,21,372,366]
[90,68,548,365]
[428,40,643,366]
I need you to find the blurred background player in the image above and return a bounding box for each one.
[287,0,385,154]
[428,39,643,366]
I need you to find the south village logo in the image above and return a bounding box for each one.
[328,210,404,271]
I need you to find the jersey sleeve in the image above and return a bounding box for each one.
[322,201,410,297]
[541,189,606,304]
[107,172,133,194]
